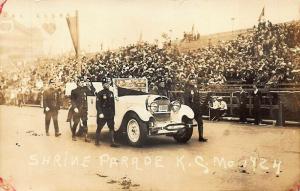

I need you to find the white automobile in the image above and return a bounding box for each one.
[68,78,197,147]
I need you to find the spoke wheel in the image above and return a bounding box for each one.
[125,113,148,147]
[127,119,140,143]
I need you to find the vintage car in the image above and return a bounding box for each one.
[67,78,197,146]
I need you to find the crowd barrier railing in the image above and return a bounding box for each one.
[169,86,300,126]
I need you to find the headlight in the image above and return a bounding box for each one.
[148,101,159,113]
[171,101,181,112]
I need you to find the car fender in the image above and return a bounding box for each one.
[125,106,153,122]
[172,104,194,120]
[114,106,153,131]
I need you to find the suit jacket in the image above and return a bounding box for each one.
[252,89,262,108]
[184,85,202,113]
[71,87,90,111]
[43,87,61,112]
[96,88,115,119]
[238,91,247,106]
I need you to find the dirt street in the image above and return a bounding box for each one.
[0,105,299,191]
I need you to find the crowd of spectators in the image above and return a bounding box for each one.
[83,20,300,89]
[0,63,43,105]
[0,20,299,105]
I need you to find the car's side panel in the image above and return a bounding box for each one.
[86,90,194,133]
[87,96,97,131]
[114,96,153,131]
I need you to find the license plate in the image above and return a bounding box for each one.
[159,105,168,112]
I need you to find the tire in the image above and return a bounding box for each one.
[173,127,193,143]
[126,113,148,147]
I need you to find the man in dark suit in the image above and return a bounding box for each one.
[252,84,262,125]
[95,78,119,147]
[184,75,208,142]
[238,86,248,123]
[157,77,168,97]
[67,78,95,133]
[70,77,95,142]
[43,79,61,137]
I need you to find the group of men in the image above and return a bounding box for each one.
[237,84,263,125]
[42,75,265,147]
[208,85,263,125]
[42,77,119,147]
[184,76,264,129]
[209,96,228,121]
[42,75,209,145]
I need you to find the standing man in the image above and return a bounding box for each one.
[67,78,95,135]
[17,87,24,107]
[238,86,248,123]
[184,75,208,142]
[157,78,168,97]
[70,77,95,142]
[95,78,119,147]
[149,82,159,95]
[252,84,262,125]
[43,79,61,137]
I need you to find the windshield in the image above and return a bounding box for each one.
[117,86,148,97]
[113,78,149,97]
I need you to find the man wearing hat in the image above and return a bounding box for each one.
[237,86,248,123]
[216,96,227,120]
[95,77,119,147]
[70,77,95,142]
[252,84,262,125]
[149,82,159,95]
[157,77,168,96]
[184,75,208,142]
[43,79,61,137]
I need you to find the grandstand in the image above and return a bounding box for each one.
[177,20,300,53]
[178,28,253,52]
[1,19,299,124]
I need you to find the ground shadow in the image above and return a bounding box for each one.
[87,130,193,149]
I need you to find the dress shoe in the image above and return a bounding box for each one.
[110,143,120,148]
[199,137,208,142]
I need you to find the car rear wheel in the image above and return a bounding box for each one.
[173,127,193,143]
[126,113,148,147]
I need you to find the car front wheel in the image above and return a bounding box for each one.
[173,127,193,143]
[126,113,148,147]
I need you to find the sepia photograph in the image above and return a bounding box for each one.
[0,0,300,190]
